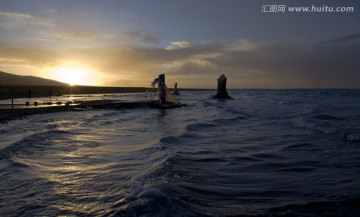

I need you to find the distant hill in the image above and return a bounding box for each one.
[0,71,65,86]
[0,71,149,99]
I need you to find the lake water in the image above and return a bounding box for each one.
[1,90,360,216]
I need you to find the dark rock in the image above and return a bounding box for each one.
[213,74,231,99]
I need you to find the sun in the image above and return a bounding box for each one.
[51,66,92,85]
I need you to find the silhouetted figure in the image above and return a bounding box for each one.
[147,74,181,108]
[158,74,167,105]
[213,74,231,99]
[173,83,180,95]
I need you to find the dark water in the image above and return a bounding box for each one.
[1,90,360,216]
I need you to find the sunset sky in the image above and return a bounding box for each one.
[0,0,359,88]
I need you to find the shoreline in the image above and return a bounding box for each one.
[0,100,149,124]
[0,85,213,100]
[0,85,148,100]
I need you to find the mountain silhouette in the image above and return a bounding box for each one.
[0,71,65,86]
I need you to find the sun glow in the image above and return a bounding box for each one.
[51,66,93,85]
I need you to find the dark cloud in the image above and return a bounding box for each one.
[209,41,360,88]
[41,28,161,45]
[155,39,360,88]
[320,33,360,46]
[121,31,161,44]
[0,9,160,45]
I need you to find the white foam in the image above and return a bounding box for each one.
[291,117,338,134]
[344,132,360,141]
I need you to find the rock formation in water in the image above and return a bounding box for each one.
[213,74,231,99]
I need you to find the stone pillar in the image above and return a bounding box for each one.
[213,74,231,99]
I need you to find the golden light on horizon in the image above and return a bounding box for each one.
[50,66,93,85]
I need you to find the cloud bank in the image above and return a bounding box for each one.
[0,11,54,28]
[0,10,161,46]
[0,34,359,88]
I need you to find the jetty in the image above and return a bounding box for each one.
[0,100,151,123]
[0,74,183,123]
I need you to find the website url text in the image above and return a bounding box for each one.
[261,5,355,13]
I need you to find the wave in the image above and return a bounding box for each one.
[213,115,248,125]
[280,142,324,154]
[291,117,340,134]
[291,116,360,144]
[313,114,345,121]
[110,143,225,216]
[185,122,216,132]
[344,132,360,142]
[185,114,247,134]
[277,99,301,105]
[268,199,360,217]
[108,155,186,216]
[0,130,71,160]
[110,188,186,217]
